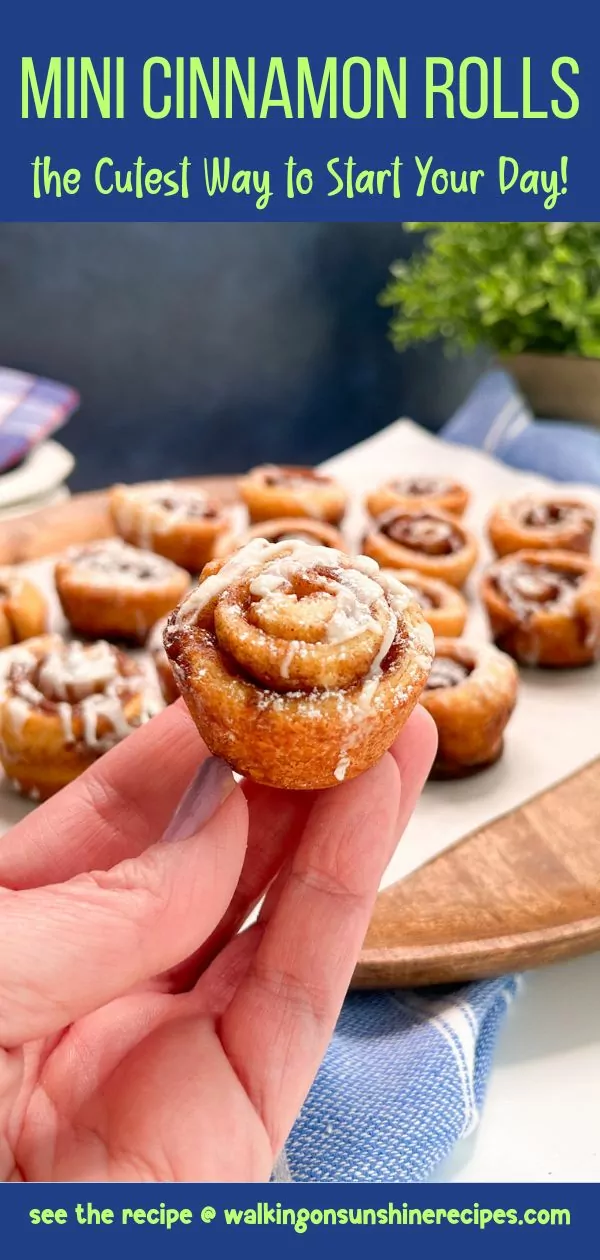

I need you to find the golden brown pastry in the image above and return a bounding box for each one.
[239,465,347,525]
[164,538,433,789]
[148,615,180,704]
[0,569,47,647]
[110,481,234,572]
[0,635,161,800]
[55,539,189,644]
[382,569,468,637]
[367,477,469,520]
[362,507,478,589]
[488,495,595,558]
[481,549,600,667]
[215,515,347,558]
[420,638,518,779]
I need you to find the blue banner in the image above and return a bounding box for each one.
[0,0,597,220]
[3,1182,588,1258]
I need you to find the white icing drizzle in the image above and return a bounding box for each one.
[118,482,218,538]
[175,538,433,721]
[333,752,350,782]
[5,639,159,753]
[64,539,180,587]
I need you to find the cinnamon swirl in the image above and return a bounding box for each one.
[110,481,234,571]
[165,539,433,789]
[363,507,478,588]
[55,539,189,644]
[0,569,47,648]
[367,477,469,520]
[0,635,161,800]
[420,638,519,778]
[239,465,347,525]
[488,496,595,558]
[384,569,468,637]
[481,549,600,667]
[215,515,347,558]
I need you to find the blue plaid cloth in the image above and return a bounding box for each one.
[0,366,79,472]
[277,365,596,1184]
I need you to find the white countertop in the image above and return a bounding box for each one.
[432,953,600,1182]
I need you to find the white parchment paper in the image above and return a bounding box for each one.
[0,419,598,889]
[322,419,600,885]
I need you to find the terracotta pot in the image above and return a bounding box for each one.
[501,353,600,426]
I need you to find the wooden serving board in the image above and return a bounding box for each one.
[2,480,600,988]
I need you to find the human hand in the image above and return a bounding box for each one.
[0,700,436,1182]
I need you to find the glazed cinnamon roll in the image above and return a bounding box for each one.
[239,465,347,525]
[215,515,347,558]
[383,569,468,637]
[366,477,469,520]
[0,635,161,800]
[420,639,519,779]
[488,496,595,558]
[148,616,180,704]
[0,569,47,648]
[55,539,189,644]
[110,481,234,572]
[481,549,600,667]
[165,539,433,790]
[363,507,478,589]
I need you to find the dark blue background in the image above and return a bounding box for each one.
[1,0,597,220]
[3,1182,585,1258]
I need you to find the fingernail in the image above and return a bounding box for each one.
[162,757,236,842]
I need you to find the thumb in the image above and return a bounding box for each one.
[0,762,247,1048]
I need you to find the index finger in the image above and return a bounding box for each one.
[0,701,207,890]
[218,749,405,1155]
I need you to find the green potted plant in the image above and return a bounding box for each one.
[380,222,600,425]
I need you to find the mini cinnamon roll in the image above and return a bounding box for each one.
[420,638,519,779]
[0,569,47,648]
[488,496,595,558]
[165,539,433,790]
[481,549,600,667]
[215,515,347,558]
[55,539,189,644]
[363,507,478,589]
[148,616,180,704]
[383,569,468,637]
[0,635,161,800]
[110,481,234,572]
[239,465,347,525]
[366,477,469,520]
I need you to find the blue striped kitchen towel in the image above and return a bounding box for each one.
[442,366,600,485]
[276,977,520,1182]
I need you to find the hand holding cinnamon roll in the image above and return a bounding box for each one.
[165,539,434,789]
[0,635,161,799]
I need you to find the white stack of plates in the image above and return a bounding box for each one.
[0,440,74,520]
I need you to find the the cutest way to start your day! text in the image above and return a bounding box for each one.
[32,153,569,211]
